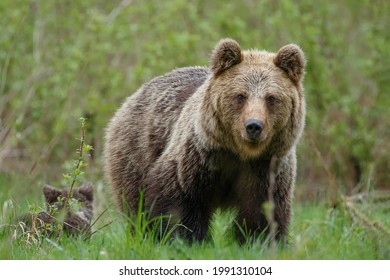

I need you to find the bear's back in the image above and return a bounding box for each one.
[137,66,210,159]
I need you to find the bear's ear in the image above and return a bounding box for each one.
[274,44,306,84]
[78,182,94,202]
[210,38,242,76]
[43,184,63,203]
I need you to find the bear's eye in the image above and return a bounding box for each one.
[266,95,277,106]
[236,94,246,104]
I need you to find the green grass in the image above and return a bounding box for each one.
[1,178,389,260]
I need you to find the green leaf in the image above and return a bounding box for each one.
[83,144,93,153]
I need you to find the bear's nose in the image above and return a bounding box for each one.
[245,119,264,140]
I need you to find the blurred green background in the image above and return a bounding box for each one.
[1,0,389,204]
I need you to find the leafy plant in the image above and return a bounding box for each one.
[11,117,94,244]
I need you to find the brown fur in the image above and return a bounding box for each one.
[104,39,306,241]
[19,183,94,237]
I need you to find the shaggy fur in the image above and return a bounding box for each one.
[19,183,94,236]
[104,38,306,242]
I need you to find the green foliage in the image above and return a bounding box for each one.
[62,117,91,188]
[1,0,389,193]
[3,118,94,245]
[0,0,389,260]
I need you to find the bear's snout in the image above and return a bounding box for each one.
[245,119,264,141]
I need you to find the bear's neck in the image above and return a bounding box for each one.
[193,83,228,152]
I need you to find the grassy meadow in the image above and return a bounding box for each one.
[1,0,390,259]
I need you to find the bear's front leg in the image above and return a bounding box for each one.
[271,171,293,240]
[234,188,291,243]
[235,197,269,244]
[233,156,294,243]
[268,155,295,240]
[145,155,213,242]
[149,191,212,242]
[178,192,212,242]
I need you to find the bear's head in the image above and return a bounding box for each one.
[201,38,306,160]
[43,183,94,235]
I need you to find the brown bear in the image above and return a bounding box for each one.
[18,183,94,237]
[104,38,306,242]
